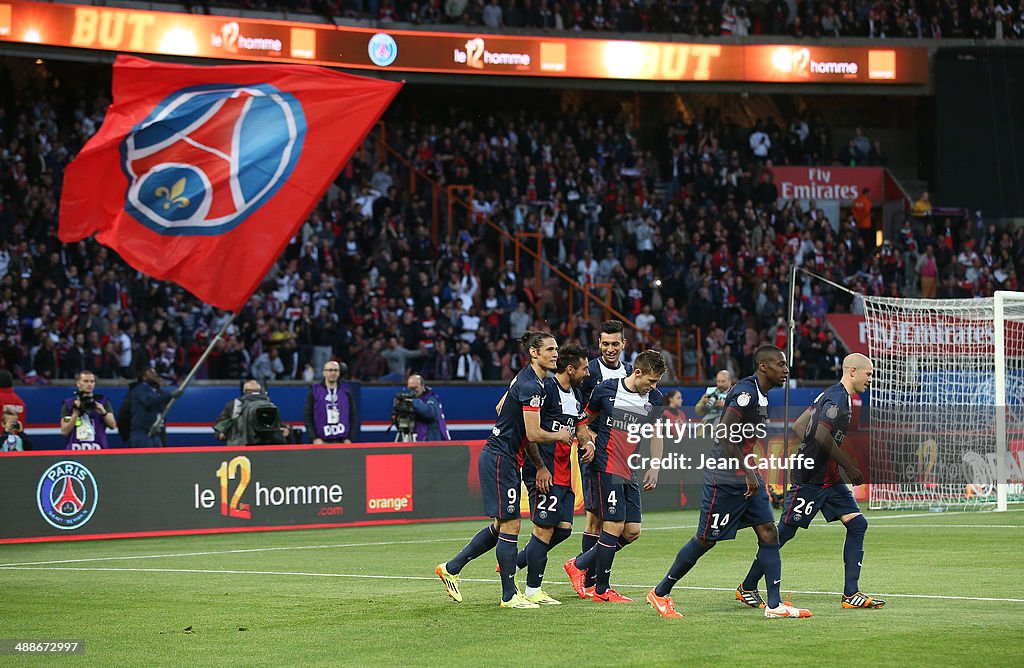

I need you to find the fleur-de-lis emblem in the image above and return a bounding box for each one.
[155,178,190,210]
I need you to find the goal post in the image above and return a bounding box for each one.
[860,291,1024,511]
[994,291,1024,511]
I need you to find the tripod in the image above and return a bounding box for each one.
[390,416,417,442]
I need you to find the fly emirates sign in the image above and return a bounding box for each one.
[773,167,883,202]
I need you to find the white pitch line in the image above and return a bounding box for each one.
[2,565,1022,603]
[0,537,466,568]
[645,523,1024,531]
[865,508,1024,520]
[851,524,1024,529]
[2,520,1019,569]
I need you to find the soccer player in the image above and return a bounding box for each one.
[564,349,667,602]
[576,320,633,590]
[513,343,594,605]
[647,345,812,619]
[736,352,885,610]
[435,331,574,609]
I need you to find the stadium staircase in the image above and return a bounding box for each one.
[360,123,702,382]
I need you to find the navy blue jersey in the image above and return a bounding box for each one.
[710,374,769,476]
[486,365,546,461]
[586,378,664,479]
[793,382,852,486]
[580,357,633,404]
[529,376,585,487]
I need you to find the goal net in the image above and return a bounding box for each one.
[863,291,1024,511]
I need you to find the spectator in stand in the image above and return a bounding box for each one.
[917,245,939,298]
[912,191,933,217]
[852,188,873,248]
[381,336,426,381]
[6,59,1023,396]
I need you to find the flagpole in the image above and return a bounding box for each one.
[148,311,239,439]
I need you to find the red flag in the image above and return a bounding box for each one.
[59,55,401,312]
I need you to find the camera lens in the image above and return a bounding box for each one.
[254,406,278,429]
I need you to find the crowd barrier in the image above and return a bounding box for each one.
[1,441,477,544]
[16,384,833,449]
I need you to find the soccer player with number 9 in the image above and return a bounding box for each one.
[435,331,573,609]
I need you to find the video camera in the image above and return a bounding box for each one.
[392,389,418,434]
[75,390,101,412]
[239,394,285,445]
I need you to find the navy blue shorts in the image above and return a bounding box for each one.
[590,471,641,524]
[779,483,861,529]
[479,447,523,521]
[581,464,595,512]
[524,481,575,527]
[696,474,775,542]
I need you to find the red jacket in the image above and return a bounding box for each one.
[0,387,27,424]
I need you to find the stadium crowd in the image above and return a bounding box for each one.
[1,62,1022,389]
[192,0,1024,39]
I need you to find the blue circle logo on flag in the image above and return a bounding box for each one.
[37,460,99,530]
[120,83,307,236]
[368,33,398,67]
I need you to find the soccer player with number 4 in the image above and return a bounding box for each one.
[647,346,812,619]
[736,352,885,610]
[564,349,667,603]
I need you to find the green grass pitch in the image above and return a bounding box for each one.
[2,509,1022,666]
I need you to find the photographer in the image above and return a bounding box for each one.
[404,374,451,441]
[2,407,24,452]
[696,370,733,424]
[214,379,290,446]
[60,370,117,450]
[305,361,357,444]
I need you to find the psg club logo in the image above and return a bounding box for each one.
[120,83,307,236]
[36,461,99,530]
[368,33,398,67]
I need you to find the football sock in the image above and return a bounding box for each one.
[580,531,599,557]
[593,531,619,595]
[517,528,570,570]
[843,514,868,596]
[575,544,598,571]
[496,532,519,602]
[655,537,711,597]
[447,524,498,575]
[550,527,572,550]
[759,542,782,608]
[779,521,797,547]
[524,534,550,589]
[579,532,600,587]
[740,556,762,592]
[741,522,796,590]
